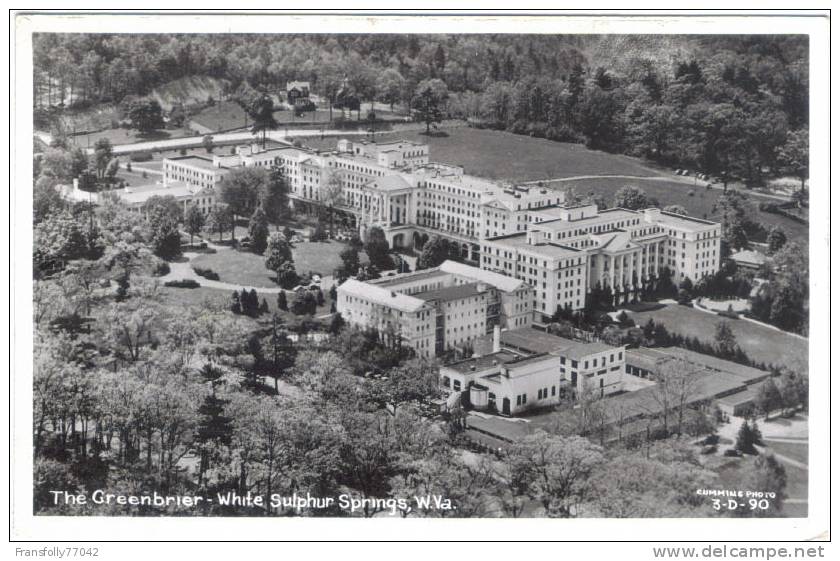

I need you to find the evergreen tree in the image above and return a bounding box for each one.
[248,207,270,254]
[195,363,234,486]
[230,291,242,315]
[277,290,288,311]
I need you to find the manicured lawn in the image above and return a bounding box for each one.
[190,240,356,286]
[292,240,361,277]
[190,102,251,132]
[626,303,808,373]
[192,249,278,288]
[764,440,809,467]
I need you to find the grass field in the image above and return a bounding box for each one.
[190,240,352,287]
[191,249,278,288]
[625,303,808,373]
[765,440,809,467]
[292,240,359,277]
[157,285,334,324]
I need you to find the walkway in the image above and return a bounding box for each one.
[525,174,793,202]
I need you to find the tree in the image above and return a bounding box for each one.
[376,68,406,111]
[247,94,279,148]
[776,128,808,192]
[417,235,454,270]
[291,291,317,316]
[766,226,787,254]
[715,193,750,252]
[613,186,655,211]
[663,205,688,216]
[219,167,271,234]
[507,430,603,517]
[735,419,759,454]
[148,206,181,260]
[339,247,361,279]
[364,226,392,270]
[277,290,288,311]
[264,233,294,283]
[714,321,738,358]
[92,139,113,181]
[194,363,234,487]
[248,207,269,254]
[202,135,215,153]
[205,205,233,242]
[413,85,445,134]
[184,204,205,246]
[127,99,165,133]
[321,170,344,238]
[141,195,182,224]
[755,378,782,420]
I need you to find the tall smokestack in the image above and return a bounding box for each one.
[492,325,501,354]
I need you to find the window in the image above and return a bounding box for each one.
[453,380,461,391]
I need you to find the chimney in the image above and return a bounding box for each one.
[492,325,501,354]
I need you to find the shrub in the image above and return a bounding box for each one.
[130,152,153,162]
[701,445,718,455]
[164,279,200,288]
[151,259,170,277]
[192,266,220,281]
[723,448,743,458]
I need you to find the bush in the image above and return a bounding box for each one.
[701,445,718,455]
[151,259,170,277]
[723,448,743,458]
[717,309,740,320]
[192,266,220,281]
[164,279,200,288]
[703,434,720,446]
[130,152,153,162]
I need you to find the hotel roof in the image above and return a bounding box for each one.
[365,174,414,193]
[337,278,429,313]
[484,233,581,259]
[415,282,484,303]
[166,155,225,171]
[439,260,527,292]
[441,351,520,375]
[494,327,618,358]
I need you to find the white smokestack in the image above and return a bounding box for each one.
[492,325,501,354]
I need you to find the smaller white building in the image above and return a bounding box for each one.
[440,326,626,416]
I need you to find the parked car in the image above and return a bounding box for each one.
[674,169,683,175]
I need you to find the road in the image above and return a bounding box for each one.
[526,174,793,202]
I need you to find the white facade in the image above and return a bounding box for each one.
[440,329,626,416]
[336,260,535,357]
[483,205,721,317]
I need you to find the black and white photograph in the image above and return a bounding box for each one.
[9,9,831,547]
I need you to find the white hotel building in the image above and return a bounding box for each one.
[482,203,721,317]
[336,260,534,358]
[106,138,720,319]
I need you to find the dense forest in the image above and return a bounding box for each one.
[33,34,808,187]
